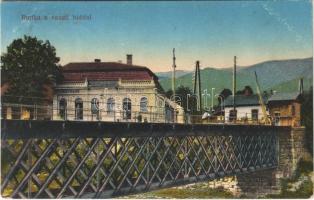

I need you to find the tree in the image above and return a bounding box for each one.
[1,35,62,103]
[176,86,193,113]
[301,86,313,154]
[243,86,253,95]
[218,88,232,104]
[165,86,197,113]
[165,89,173,99]
[236,85,254,96]
[235,90,244,95]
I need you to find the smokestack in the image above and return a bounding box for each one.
[299,78,304,95]
[233,56,237,110]
[126,54,132,65]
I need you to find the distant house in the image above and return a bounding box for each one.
[224,94,269,123]
[268,92,302,126]
[223,78,304,126]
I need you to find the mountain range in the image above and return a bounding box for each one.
[157,57,313,96]
[156,70,191,80]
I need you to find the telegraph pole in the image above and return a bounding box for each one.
[232,56,237,122]
[172,48,176,122]
[233,56,236,111]
[193,61,202,112]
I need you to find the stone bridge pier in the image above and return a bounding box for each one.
[208,127,306,198]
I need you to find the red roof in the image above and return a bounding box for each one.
[62,62,147,72]
[61,62,157,82]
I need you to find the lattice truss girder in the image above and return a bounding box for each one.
[1,133,277,198]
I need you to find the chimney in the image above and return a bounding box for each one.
[299,78,304,95]
[126,54,132,65]
[94,59,101,63]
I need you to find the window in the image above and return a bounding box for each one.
[229,109,237,122]
[140,97,148,112]
[291,105,295,116]
[274,112,280,126]
[251,109,258,121]
[59,98,67,120]
[2,106,7,119]
[123,98,131,119]
[75,98,83,120]
[12,106,21,119]
[107,98,115,114]
[91,98,100,120]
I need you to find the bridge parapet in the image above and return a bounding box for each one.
[1,120,286,198]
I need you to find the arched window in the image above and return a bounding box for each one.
[91,98,99,114]
[75,98,83,120]
[107,98,115,114]
[91,98,100,120]
[59,98,67,120]
[123,98,131,119]
[140,97,148,112]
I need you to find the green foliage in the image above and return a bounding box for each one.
[266,180,313,199]
[301,87,313,154]
[219,88,232,99]
[1,35,62,103]
[236,85,254,95]
[165,86,198,113]
[298,159,314,175]
[291,159,313,182]
[265,158,313,199]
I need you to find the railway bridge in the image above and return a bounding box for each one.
[1,120,305,198]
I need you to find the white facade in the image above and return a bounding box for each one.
[224,105,268,123]
[53,79,184,123]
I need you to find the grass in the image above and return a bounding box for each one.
[122,183,235,199]
[149,186,234,199]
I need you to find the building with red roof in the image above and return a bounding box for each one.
[53,55,184,123]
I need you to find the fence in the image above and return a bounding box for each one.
[1,103,280,125]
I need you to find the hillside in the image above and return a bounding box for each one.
[238,57,313,89]
[158,57,313,95]
[156,70,191,80]
[269,77,313,93]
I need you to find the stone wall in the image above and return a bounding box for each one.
[207,127,306,198]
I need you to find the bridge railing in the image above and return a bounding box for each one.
[1,102,276,125]
[1,120,280,198]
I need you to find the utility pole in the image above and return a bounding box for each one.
[193,61,202,112]
[211,88,215,112]
[232,56,237,122]
[233,56,236,111]
[172,48,176,122]
[299,77,304,95]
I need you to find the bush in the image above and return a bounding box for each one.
[265,158,313,198]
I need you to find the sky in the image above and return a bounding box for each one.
[1,1,313,72]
